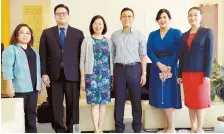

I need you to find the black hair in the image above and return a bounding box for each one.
[156,9,172,21]
[89,15,107,35]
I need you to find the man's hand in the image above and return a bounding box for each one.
[42,75,50,87]
[140,75,146,86]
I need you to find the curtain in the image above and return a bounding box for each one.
[200,4,218,59]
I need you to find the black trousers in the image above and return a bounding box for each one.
[114,64,142,133]
[50,68,80,133]
[14,90,38,133]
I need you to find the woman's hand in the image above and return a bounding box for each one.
[203,77,210,84]
[157,62,170,73]
[80,80,86,91]
[177,78,183,84]
[6,85,15,98]
[6,80,15,97]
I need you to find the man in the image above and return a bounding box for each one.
[39,4,84,133]
[111,7,147,133]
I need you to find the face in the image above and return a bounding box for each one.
[17,26,31,45]
[92,18,104,35]
[157,12,170,29]
[54,7,70,25]
[188,9,202,26]
[120,10,134,28]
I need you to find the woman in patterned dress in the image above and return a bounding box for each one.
[80,15,113,133]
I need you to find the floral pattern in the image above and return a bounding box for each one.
[85,37,111,104]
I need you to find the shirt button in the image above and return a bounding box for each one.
[62,50,64,53]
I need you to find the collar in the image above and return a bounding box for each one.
[58,25,69,30]
[120,27,135,33]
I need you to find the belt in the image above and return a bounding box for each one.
[116,62,140,67]
[156,53,173,58]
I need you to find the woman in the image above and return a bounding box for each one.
[178,7,214,133]
[2,23,42,133]
[80,15,113,133]
[147,9,182,133]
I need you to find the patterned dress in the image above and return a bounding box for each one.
[85,37,111,104]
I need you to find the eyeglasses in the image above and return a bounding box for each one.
[55,12,68,16]
[19,31,31,35]
[121,15,133,19]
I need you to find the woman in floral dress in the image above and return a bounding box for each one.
[80,15,113,133]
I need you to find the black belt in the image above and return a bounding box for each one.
[156,53,173,58]
[116,62,140,67]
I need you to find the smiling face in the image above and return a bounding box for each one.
[92,18,104,35]
[17,26,32,45]
[188,8,202,27]
[120,10,134,29]
[157,12,171,29]
[54,7,70,25]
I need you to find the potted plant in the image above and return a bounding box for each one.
[210,58,224,101]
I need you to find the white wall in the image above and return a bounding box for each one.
[50,0,194,37]
[51,0,224,64]
[10,0,223,65]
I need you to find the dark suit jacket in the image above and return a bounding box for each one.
[39,25,84,81]
[179,27,214,78]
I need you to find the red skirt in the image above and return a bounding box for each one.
[182,72,211,109]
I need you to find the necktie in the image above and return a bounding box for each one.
[59,28,65,47]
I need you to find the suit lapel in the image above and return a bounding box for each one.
[52,26,62,49]
[189,26,202,52]
[183,30,190,51]
[184,26,202,53]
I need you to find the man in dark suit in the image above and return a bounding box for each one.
[39,4,84,133]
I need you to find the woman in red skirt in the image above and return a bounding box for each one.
[178,7,214,133]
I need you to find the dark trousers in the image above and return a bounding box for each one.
[114,64,142,133]
[50,68,80,133]
[14,90,38,133]
[46,86,56,130]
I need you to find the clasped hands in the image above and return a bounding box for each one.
[157,62,172,80]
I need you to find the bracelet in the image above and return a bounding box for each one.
[142,72,147,75]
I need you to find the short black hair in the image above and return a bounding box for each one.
[188,7,203,15]
[89,15,107,35]
[156,9,172,21]
[120,7,134,17]
[54,4,69,15]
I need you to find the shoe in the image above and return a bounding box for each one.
[217,116,224,122]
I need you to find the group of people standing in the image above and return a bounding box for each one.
[2,4,213,133]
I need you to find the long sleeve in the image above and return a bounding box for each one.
[2,46,15,80]
[78,31,85,61]
[39,30,47,76]
[80,38,87,71]
[147,32,159,64]
[168,30,182,67]
[178,36,185,78]
[204,29,214,78]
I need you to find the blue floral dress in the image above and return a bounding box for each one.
[85,37,111,104]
